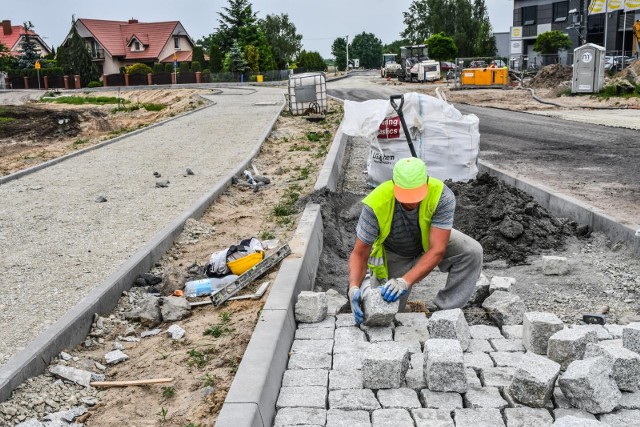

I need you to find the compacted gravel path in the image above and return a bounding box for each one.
[0,86,285,365]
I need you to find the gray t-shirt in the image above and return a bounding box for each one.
[356,184,456,257]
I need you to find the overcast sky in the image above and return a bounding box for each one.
[5,0,514,58]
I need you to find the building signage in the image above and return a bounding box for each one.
[510,41,523,54]
[511,27,522,39]
[582,52,593,63]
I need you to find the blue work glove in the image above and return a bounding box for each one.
[380,278,409,302]
[348,286,364,325]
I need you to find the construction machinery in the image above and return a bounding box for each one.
[381,53,401,78]
[397,44,430,82]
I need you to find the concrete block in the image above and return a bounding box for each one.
[547,328,598,370]
[333,353,362,371]
[288,353,332,370]
[585,341,640,391]
[502,325,524,340]
[559,357,621,414]
[394,325,430,345]
[362,342,410,389]
[605,324,624,340]
[468,339,494,353]
[553,387,572,409]
[467,368,482,387]
[491,339,525,352]
[363,290,398,327]
[274,408,327,426]
[618,392,640,410]
[326,409,371,427]
[326,289,349,315]
[508,352,561,408]
[297,316,335,329]
[276,386,327,409]
[470,325,504,340]
[523,312,565,355]
[504,407,553,427]
[552,416,608,426]
[490,351,525,368]
[328,389,381,411]
[290,339,333,355]
[295,291,328,323]
[424,339,467,393]
[372,409,414,427]
[362,326,394,343]
[463,386,508,409]
[542,256,570,275]
[482,291,525,326]
[464,352,495,371]
[411,408,454,427]
[453,408,506,427]
[395,312,429,328]
[623,323,640,353]
[599,409,640,426]
[419,389,463,411]
[554,408,597,420]
[490,276,516,293]
[573,324,612,341]
[329,370,363,391]
[468,273,491,305]
[335,313,356,328]
[377,388,421,409]
[282,369,328,387]
[428,308,471,351]
[479,367,515,390]
[295,327,334,340]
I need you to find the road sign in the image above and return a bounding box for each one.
[174,61,178,68]
[35,61,41,70]
[173,52,178,61]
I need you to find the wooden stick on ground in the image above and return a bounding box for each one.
[90,378,174,388]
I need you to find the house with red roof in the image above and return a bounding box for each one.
[0,20,52,57]
[66,18,195,75]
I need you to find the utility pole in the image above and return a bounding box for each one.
[346,35,349,73]
[603,0,609,53]
[582,0,589,45]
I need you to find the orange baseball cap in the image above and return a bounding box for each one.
[393,157,428,203]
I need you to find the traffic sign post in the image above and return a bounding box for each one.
[173,53,178,85]
[35,60,41,90]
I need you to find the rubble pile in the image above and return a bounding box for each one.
[529,64,573,89]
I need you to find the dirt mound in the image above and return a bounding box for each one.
[0,106,91,140]
[615,59,640,84]
[529,64,573,89]
[448,173,580,264]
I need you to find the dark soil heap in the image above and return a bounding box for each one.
[529,64,573,89]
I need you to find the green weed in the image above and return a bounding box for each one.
[187,348,214,368]
[220,312,232,323]
[73,138,89,147]
[157,407,169,422]
[161,386,175,399]
[200,373,219,388]
[44,96,126,105]
[272,202,295,217]
[143,103,166,111]
[289,143,312,152]
[203,324,233,338]
[0,117,15,124]
[259,230,275,240]
[306,132,321,142]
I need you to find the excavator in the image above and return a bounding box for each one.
[634,20,640,58]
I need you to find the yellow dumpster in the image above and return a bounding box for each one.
[257,75,264,83]
[474,68,492,85]
[492,68,508,86]
[461,69,476,85]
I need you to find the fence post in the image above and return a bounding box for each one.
[147,73,153,86]
[63,76,69,90]
[103,74,108,87]
[23,76,29,89]
[74,75,81,89]
[43,76,49,90]
[124,73,130,87]
[195,71,202,84]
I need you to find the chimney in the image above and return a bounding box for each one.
[128,18,138,24]
[2,20,11,36]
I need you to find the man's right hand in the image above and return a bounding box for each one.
[348,286,364,325]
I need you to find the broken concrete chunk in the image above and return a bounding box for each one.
[584,341,640,391]
[453,408,506,427]
[166,324,185,340]
[123,296,162,327]
[424,339,467,393]
[276,386,327,409]
[547,327,598,370]
[623,323,640,353]
[141,328,162,338]
[363,289,398,326]
[295,291,328,323]
[377,388,421,409]
[104,349,129,365]
[372,408,414,426]
[274,408,327,426]
[411,408,455,427]
[48,365,92,388]
[428,308,470,351]
[508,352,560,408]
[326,289,349,315]
[559,356,621,414]
[523,312,564,355]
[542,256,570,276]
[489,276,515,293]
[482,291,525,326]
[362,342,410,389]
[160,296,191,322]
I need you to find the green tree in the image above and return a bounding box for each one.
[349,32,383,69]
[223,41,250,77]
[296,50,326,72]
[383,39,411,59]
[217,0,259,53]
[260,13,302,69]
[475,21,497,57]
[425,33,457,61]
[244,44,260,72]
[58,17,99,86]
[533,30,573,55]
[401,0,431,43]
[331,37,347,71]
[208,33,225,72]
[192,46,206,69]
[0,41,11,71]
[16,21,41,69]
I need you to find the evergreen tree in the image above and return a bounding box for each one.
[331,37,347,71]
[297,50,326,72]
[16,21,40,69]
[58,17,99,86]
[260,13,302,69]
[350,32,383,69]
[0,41,11,71]
[217,0,258,52]
[208,33,224,72]
[223,41,250,78]
[192,46,206,69]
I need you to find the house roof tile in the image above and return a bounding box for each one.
[0,25,42,56]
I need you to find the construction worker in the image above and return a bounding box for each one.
[489,61,497,68]
[348,157,483,324]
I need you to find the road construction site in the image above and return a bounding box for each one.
[0,70,639,426]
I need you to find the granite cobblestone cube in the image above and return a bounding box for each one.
[326,288,349,315]
[290,339,334,355]
[490,276,516,293]
[454,408,506,427]
[295,291,328,323]
[372,409,414,427]
[405,368,427,391]
[479,367,515,390]
[326,409,371,427]
[411,408,454,427]
[617,391,640,410]
[394,325,430,345]
[468,339,494,353]
[553,408,597,421]
[503,407,553,427]
[276,386,327,409]
[599,409,640,426]
[502,325,524,340]
[470,325,504,340]
[547,328,598,370]
[542,256,570,275]
[508,352,560,408]
[395,312,429,328]
[553,416,608,426]
[377,388,421,409]
[363,289,398,326]
[623,323,640,353]
[464,352,495,371]
[482,291,525,326]
[573,324,612,341]
[523,312,564,355]
[490,351,524,368]
[463,386,508,409]
[282,369,328,387]
[428,308,471,351]
[559,356,621,414]
[605,324,624,339]
[274,408,327,426]
[295,327,335,340]
[329,370,363,390]
[468,273,491,305]
[362,325,394,343]
[329,389,381,411]
[288,353,332,370]
[334,326,366,342]
[297,316,335,329]
[419,389,463,411]
[362,342,410,389]
[553,387,572,409]
[491,339,525,352]
[584,342,640,391]
[333,339,371,354]
[333,353,362,370]
[424,339,467,393]
[335,313,356,328]
[467,368,482,387]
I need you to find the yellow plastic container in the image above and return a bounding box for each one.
[256,75,264,83]
[227,251,264,275]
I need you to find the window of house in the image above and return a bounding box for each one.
[134,41,140,51]
[553,1,568,22]
[174,36,180,49]
[523,6,537,25]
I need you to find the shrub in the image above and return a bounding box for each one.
[142,103,165,111]
[164,63,174,73]
[191,61,201,72]
[153,63,165,74]
[202,68,210,74]
[125,63,153,75]
[87,81,102,88]
[179,62,190,73]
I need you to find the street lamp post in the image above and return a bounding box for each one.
[346,35,349,73]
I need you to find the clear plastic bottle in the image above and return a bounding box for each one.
[184,275,239,297]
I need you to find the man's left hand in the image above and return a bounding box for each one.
[380,278,409,302]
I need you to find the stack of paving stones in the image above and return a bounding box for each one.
[276,279,640,426]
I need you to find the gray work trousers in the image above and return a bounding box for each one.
[366,228,483,312]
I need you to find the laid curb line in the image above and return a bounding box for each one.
[0,94,287,402]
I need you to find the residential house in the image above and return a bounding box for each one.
[0,19,52,57]
[66,18,195,75]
